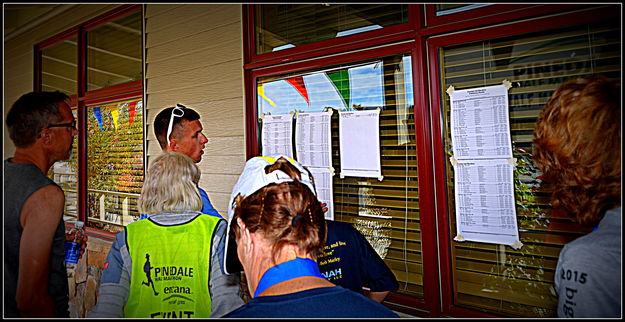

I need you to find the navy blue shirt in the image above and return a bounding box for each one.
[198,187,222,219]
[318,220,398,293]
[224,286,398,318]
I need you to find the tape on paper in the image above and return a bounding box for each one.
[446,85,455,96]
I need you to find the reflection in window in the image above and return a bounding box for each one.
[439,19,620,317]
[87,98,144,233]
[87,10,142,91]
[257,53,423,298]
[256,4,408,54]
[41,36,77,95]
[48,109,79,223]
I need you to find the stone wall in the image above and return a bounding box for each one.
[67,236,112,318]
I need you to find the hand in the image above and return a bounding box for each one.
[65,231,88,260]
[78,234,88,260]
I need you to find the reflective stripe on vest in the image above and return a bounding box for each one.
[124,214,221,318]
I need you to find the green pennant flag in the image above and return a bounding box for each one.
[326,69,350,109]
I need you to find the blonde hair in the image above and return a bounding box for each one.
[138,152,202,214]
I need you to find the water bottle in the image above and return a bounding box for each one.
[65,221,85,265]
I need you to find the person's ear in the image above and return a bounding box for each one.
[168,139,176,151]
[237,217,254,251]
[38,129,51,144]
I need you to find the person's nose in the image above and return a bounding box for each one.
[200,133,209,144]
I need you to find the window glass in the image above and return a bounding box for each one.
[48,108,79,223]
[438,18,620,317]
[255,4,408,54]
[41,36,77,95]
[434,4,492,16]
[87,10,142,91]
[257,53,423,298]
[87,98,144,233]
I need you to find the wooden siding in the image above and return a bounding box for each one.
[145,4,245,216]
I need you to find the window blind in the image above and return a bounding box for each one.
[257,53,423,298]
[438,18,620,317]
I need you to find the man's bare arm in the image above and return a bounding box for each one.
[16,184,65,317]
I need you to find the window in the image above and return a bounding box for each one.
[38,5,143,233]
[41,36,78,94]
[255,4,408,55]
[87,11,142,91]
[256,52,424,298]
[435,17,620,317]
[87,98,144,233]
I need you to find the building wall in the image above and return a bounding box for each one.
[144,4,246,215]
[4,3,246,318]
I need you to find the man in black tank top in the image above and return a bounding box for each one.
[4,91,83,317]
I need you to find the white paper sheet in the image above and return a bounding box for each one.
[308,167,334,221]
[261,113,293,158]
[338,109,382,180]
[453,159,520,247]
[450,84,512,160]
[295,111,332,168]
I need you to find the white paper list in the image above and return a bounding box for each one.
[261,114,293,158]
[295,112,332,168]
[454,159,520,247]
[450,84,512,159]
[308,167,334,221]
[338,109,382,179]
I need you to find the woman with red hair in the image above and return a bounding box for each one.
[533,74,621,318]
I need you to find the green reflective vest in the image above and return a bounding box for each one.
[124,214,221,318]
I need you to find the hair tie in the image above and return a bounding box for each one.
[292,215,302,227]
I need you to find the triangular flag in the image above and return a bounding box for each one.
[111,108,119,131]
[128,101,137,126]
[258,84,276,107]
[93,107,103,130]
[327,70,350,109]
[285,76,310,104]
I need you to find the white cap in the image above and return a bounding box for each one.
[223,155,317,274]
[75,221,84,228]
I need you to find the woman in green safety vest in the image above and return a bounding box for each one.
[89,152,244,318]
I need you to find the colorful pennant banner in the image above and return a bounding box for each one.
[326,70,350,109]
[258,84,277,107]
[93,107,103,130]
[285,76,310,104]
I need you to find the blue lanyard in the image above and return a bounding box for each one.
[254,257,325,298]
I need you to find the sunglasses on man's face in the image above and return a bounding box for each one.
[47,119,77,130]
[167,104,186,147]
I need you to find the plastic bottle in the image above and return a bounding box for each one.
[65,221,85,265]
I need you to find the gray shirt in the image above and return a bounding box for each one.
[3,159,70,318]
[555,207,621,318]
[88,212,244,317]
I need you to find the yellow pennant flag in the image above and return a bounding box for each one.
[110,108,120,131]
[258,84,276,107]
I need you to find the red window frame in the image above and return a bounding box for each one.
[34,4,143,240]
[244,36,442,316]
[426,5,620,318]
[423,4,593,35]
